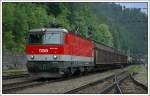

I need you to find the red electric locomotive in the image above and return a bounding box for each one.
[26,28,94,78]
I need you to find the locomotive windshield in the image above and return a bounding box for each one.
[28,32,63,44]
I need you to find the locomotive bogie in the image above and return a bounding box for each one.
[27,61,94,78]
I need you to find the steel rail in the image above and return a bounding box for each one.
[2,77,40,93]
[100,74,129,94]
[2,74,29,80]
[130,73,148,92]
[65,75,115,94]
[100,72,148,94]
[114,75,122,94]
[64,71,127,94]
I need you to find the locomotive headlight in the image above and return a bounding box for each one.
[53,55,57,59]
[30,55,34,59]
[41,28,46,32]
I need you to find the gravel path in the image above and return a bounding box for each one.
[11,67,129,94]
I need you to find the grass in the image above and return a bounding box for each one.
[127,65,142,73]
[2,69,28,76]
[127,64,148,81]
[139,74,148,81]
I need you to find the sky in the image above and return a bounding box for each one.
[116,3,148,14]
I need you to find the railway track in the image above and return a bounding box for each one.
[3,76,73,93]
[2,76,39,93]
[3,73,122,93]
[2,71,105,93]
[64,71,128,94]
[3,67,136,94]
[2,74,29,80]
[130,74,148,91]
[65,73,147,94]
[119,74,148,94]
[100,73,147,94]
[100,74,129,94]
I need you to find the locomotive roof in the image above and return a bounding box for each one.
[29,28,68,33]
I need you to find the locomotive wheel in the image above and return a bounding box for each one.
[63,68,72,77]
[73,68,81,76]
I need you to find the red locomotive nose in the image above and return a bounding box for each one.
[26,45,64,55]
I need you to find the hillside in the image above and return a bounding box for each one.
[2,2,148,58]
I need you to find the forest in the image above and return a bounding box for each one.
[2,2,148,58]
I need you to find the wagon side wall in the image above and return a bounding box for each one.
[94,42,128,66]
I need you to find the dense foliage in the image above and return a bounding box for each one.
[2,2,147,57]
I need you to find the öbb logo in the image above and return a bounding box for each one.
[39,49,48,53]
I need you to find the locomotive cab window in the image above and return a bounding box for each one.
[28,31,64,44]
[28,33,43,44]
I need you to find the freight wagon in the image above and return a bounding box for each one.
[94,42,128,70]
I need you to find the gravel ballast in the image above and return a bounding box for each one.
[11,67,130,94]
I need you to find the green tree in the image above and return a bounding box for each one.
[93,24,113,47]
[3,31,15,51]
